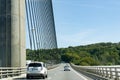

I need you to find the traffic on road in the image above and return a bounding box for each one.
[13,63,92,80]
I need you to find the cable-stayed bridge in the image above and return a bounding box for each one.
[0,0,57,67]
[0,0,120,80]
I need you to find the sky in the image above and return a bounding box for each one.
[26,0,120,48]
[52,0,120,48]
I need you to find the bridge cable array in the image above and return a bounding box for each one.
[25,0,58,50]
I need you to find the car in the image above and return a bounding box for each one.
[26,62,48,79]
[26,60,32,66]
[64,65,70,71]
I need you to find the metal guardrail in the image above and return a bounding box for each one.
[0,64,59,79]
[47,64,60,70]
[71,64,120,80]
[0,67,26,79]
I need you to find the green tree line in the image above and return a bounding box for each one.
[26,42,120,66]
[26,49,61,64]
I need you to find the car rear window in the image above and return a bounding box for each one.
[64,66,69,67]
[28,63,42,67]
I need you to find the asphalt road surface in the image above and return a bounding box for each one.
[13,63,93,80]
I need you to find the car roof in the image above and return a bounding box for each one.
[64,65,69,67]
[29,62,44,64]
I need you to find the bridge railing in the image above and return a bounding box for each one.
[71,64,120,80]
[0,63,59,79]
[47,63,60,70]
[0,67,26,79]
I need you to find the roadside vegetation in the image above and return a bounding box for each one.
[27,42,120,66]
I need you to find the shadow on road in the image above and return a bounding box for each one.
[13,77,46,80]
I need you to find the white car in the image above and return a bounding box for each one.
[26,62,48,79]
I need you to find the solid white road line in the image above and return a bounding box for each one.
[70,67,88,80]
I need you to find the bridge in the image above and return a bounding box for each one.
[0,0,120,80]
[1,63,120,80]
[0,0,57,67]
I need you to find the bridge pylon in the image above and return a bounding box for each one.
[0,0,26,67]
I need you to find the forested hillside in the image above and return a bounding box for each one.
[27,42,120,66]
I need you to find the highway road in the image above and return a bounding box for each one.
[13,63,93,80]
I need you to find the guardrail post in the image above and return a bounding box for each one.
[105,67,109,78]
[7,69,8,78]
[115,67,119,80]
[19,67,22,75]
[99,67,102,76]
[0,69,2,79]
[13,68,15,77]
[97,67,100,75]
[102,67,104,77]
[96,67,98,75]
[20,68,21,75]
[96,67,98,74]
[105,67,108,78]
[109,67,113,79]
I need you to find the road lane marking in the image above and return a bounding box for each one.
[47,77,52,80]
[71,67,88,80]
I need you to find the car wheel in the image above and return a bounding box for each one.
[46,75,48,78]
[27,75,30,79]
[42,75,46,79]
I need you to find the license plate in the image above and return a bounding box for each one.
[32,68,38,71]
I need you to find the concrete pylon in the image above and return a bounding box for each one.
[0,0,26,67]
[11,0,26,67]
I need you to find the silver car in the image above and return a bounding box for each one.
[64,65,70,71]
[27,62,48,79]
